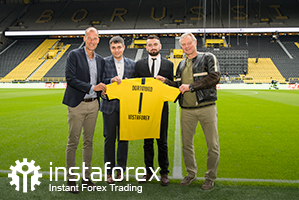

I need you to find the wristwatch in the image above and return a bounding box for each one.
[189,84,194,92]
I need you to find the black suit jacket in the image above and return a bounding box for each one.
[62,47,105,107]
[134,55,174,125]
[134,56,174,81]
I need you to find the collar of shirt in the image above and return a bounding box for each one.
[114,57,125,79]
[113,57,124,64]
[148,54,161,63]
[84,47,96,61]
[148,54,161,77]
[84,47,96,60]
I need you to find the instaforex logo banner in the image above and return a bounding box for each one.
[8,158,42,193]
[8,158,161,194]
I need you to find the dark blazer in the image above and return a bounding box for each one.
[62,47,105,107]
[100,55,135,114]
[134,56,174,81]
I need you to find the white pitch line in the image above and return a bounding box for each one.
[215,178,299,184]
[172,102,183,179]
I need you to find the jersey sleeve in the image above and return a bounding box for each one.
[155,79,180,102]
[106,82,122,100]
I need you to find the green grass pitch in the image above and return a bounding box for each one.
[0,88,298,199]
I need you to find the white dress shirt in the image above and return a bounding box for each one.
[148,54,161,77]
[114,57,124,79]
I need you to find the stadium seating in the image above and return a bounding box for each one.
[45,38,83,78]
[0,39,44,78]
[245,58,286,83]
[1,34,299,83]
[0,36,296,83]
[168,58,184,75]
[1,39,60,82]
[211,49,248,76]
[29,43,70,81]
[123,48,138,60]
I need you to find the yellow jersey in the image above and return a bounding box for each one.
[106,77,180,140]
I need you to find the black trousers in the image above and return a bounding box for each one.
[103,110,128,175]
[144,102,169,175]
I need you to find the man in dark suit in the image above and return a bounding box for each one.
[62,27,106,193]
[100,36,135,184]
[134,35,174,186]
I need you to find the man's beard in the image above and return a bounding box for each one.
[148,50,160,56]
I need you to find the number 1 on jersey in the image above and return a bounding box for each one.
[138,78,146,114]
[138,92,143,114]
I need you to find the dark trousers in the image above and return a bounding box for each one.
[103,110,128,175]
[144,102,169,175]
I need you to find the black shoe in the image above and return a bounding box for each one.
[81,178,97,191]
[67,180,79,194]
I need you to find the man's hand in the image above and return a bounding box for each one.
[111,76,122,85]
[94,83,106,92]
[101,91,107,98]
[179,84,190,94]
[156,75,166,83]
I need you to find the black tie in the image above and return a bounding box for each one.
[151,58,156,77]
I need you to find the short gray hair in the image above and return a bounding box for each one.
[85,27,99,37]
[179,32,197,45]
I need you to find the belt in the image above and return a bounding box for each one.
[181,102,215,109]
[82,98,97,102]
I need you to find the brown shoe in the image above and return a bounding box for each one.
[106,174,114,184]
[67,180,79,194]
[81,178,97,191]
[161,174,169,186]
[138,174,152,183]
[180,175,196,186]
[116,171,124,182]
[201,179,214,190]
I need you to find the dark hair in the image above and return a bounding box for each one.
[147,35,160,41]
[109,36,124,46]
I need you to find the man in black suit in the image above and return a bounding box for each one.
[134,35,174,186]
[100,36,135,184]
[62,27,106,193]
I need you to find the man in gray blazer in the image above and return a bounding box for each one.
[100,36,135,184]
[63,27,106,193]
[134,35,174,186]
